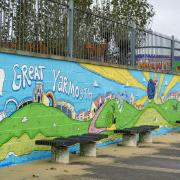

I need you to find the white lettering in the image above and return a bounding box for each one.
[68,81,75,96]
[58,76,63,92]
[22,65,31,87]
[12,64,22,91]
[0,68,5,96]
[39,66,45,80]
[75,86,79,98]
[34,66,40,80]
[12,64,46,91]
[29,66,34,80]
[63,77,68,94]
[53,69,92,100]
[53,70,60,91]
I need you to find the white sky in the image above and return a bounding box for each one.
[148,0,180,39]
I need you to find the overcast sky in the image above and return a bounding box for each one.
[148,0,180,39]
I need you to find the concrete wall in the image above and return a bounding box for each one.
[0,52,179,167]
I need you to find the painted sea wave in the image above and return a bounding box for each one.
[0,127,179,168]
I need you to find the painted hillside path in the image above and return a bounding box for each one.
[89,103,106,133]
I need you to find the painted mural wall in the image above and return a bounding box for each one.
[0,52,179,167]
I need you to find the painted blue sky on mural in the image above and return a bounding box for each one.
[0,52,179,118]
[0,53,147,115]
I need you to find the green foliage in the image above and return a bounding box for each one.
[1,0,154,60]
[73,0,155,62]
[1,0,68,54]
[74,0,93,9]
[111,0,155,28]
[74,0,154,28]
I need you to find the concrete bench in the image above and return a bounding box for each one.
[35,133,108,164]
[114,125,159,147]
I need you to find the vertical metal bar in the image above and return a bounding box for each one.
[67,0,74,58]
[0,11,2,47]
[131,24,136,67]
[171,35,175,72]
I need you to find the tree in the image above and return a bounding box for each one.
[111,0,155,28]
[1,0,154,61]
[15,0,36,50]
[73,0,154,63]
[97,0,155,64]
[38,0,68,55]
[0,0,18,46]
[1,0,68,54]
[74,0,92,10]
[74,0,154,29]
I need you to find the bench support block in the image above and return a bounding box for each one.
[122,134,137,147]
[139,131,152,143]
[51,146,70,164]
[80,142,96,157]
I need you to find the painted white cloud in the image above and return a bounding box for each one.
[0,69,5,96]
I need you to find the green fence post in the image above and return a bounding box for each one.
[0,11,2,47]
[67,0,74,58]
[171,35,175,72]
[131,24,136,68]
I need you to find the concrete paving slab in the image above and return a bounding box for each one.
[0,133,179,180]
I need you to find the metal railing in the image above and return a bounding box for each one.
[73,8,133,66]
[0,0,68,56]
[0,0,180,74]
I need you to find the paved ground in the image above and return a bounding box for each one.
[0,133,180,180]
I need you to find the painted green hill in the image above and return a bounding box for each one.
[0,103,90,146]
[135,108,170,127]
[96,99,179,129]
[96,99,140,129]
[145,99,179,125]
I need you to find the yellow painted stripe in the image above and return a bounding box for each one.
[157,74,165,98]
[82,64,146,91]
[143,72,151,81]
[134,96,148,105]
[163,76,180,97]
[154,73,157,80]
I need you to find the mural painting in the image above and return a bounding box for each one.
[136,54,180,73]
[0,53,179,167]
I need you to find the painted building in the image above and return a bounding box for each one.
[76,111,92,121]
[34,82,43,103]
[56,101,76,119]
[76,111,85,121]
[91,96,105,116]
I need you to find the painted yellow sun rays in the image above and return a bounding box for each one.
[133,72,179,104]
[134,96,148,105]
[163,76,180,97]
[81,63,180,105]
[154,73,157,81]
[155,74,165,103]
[81,64,147,91]
[143,72,151,82]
